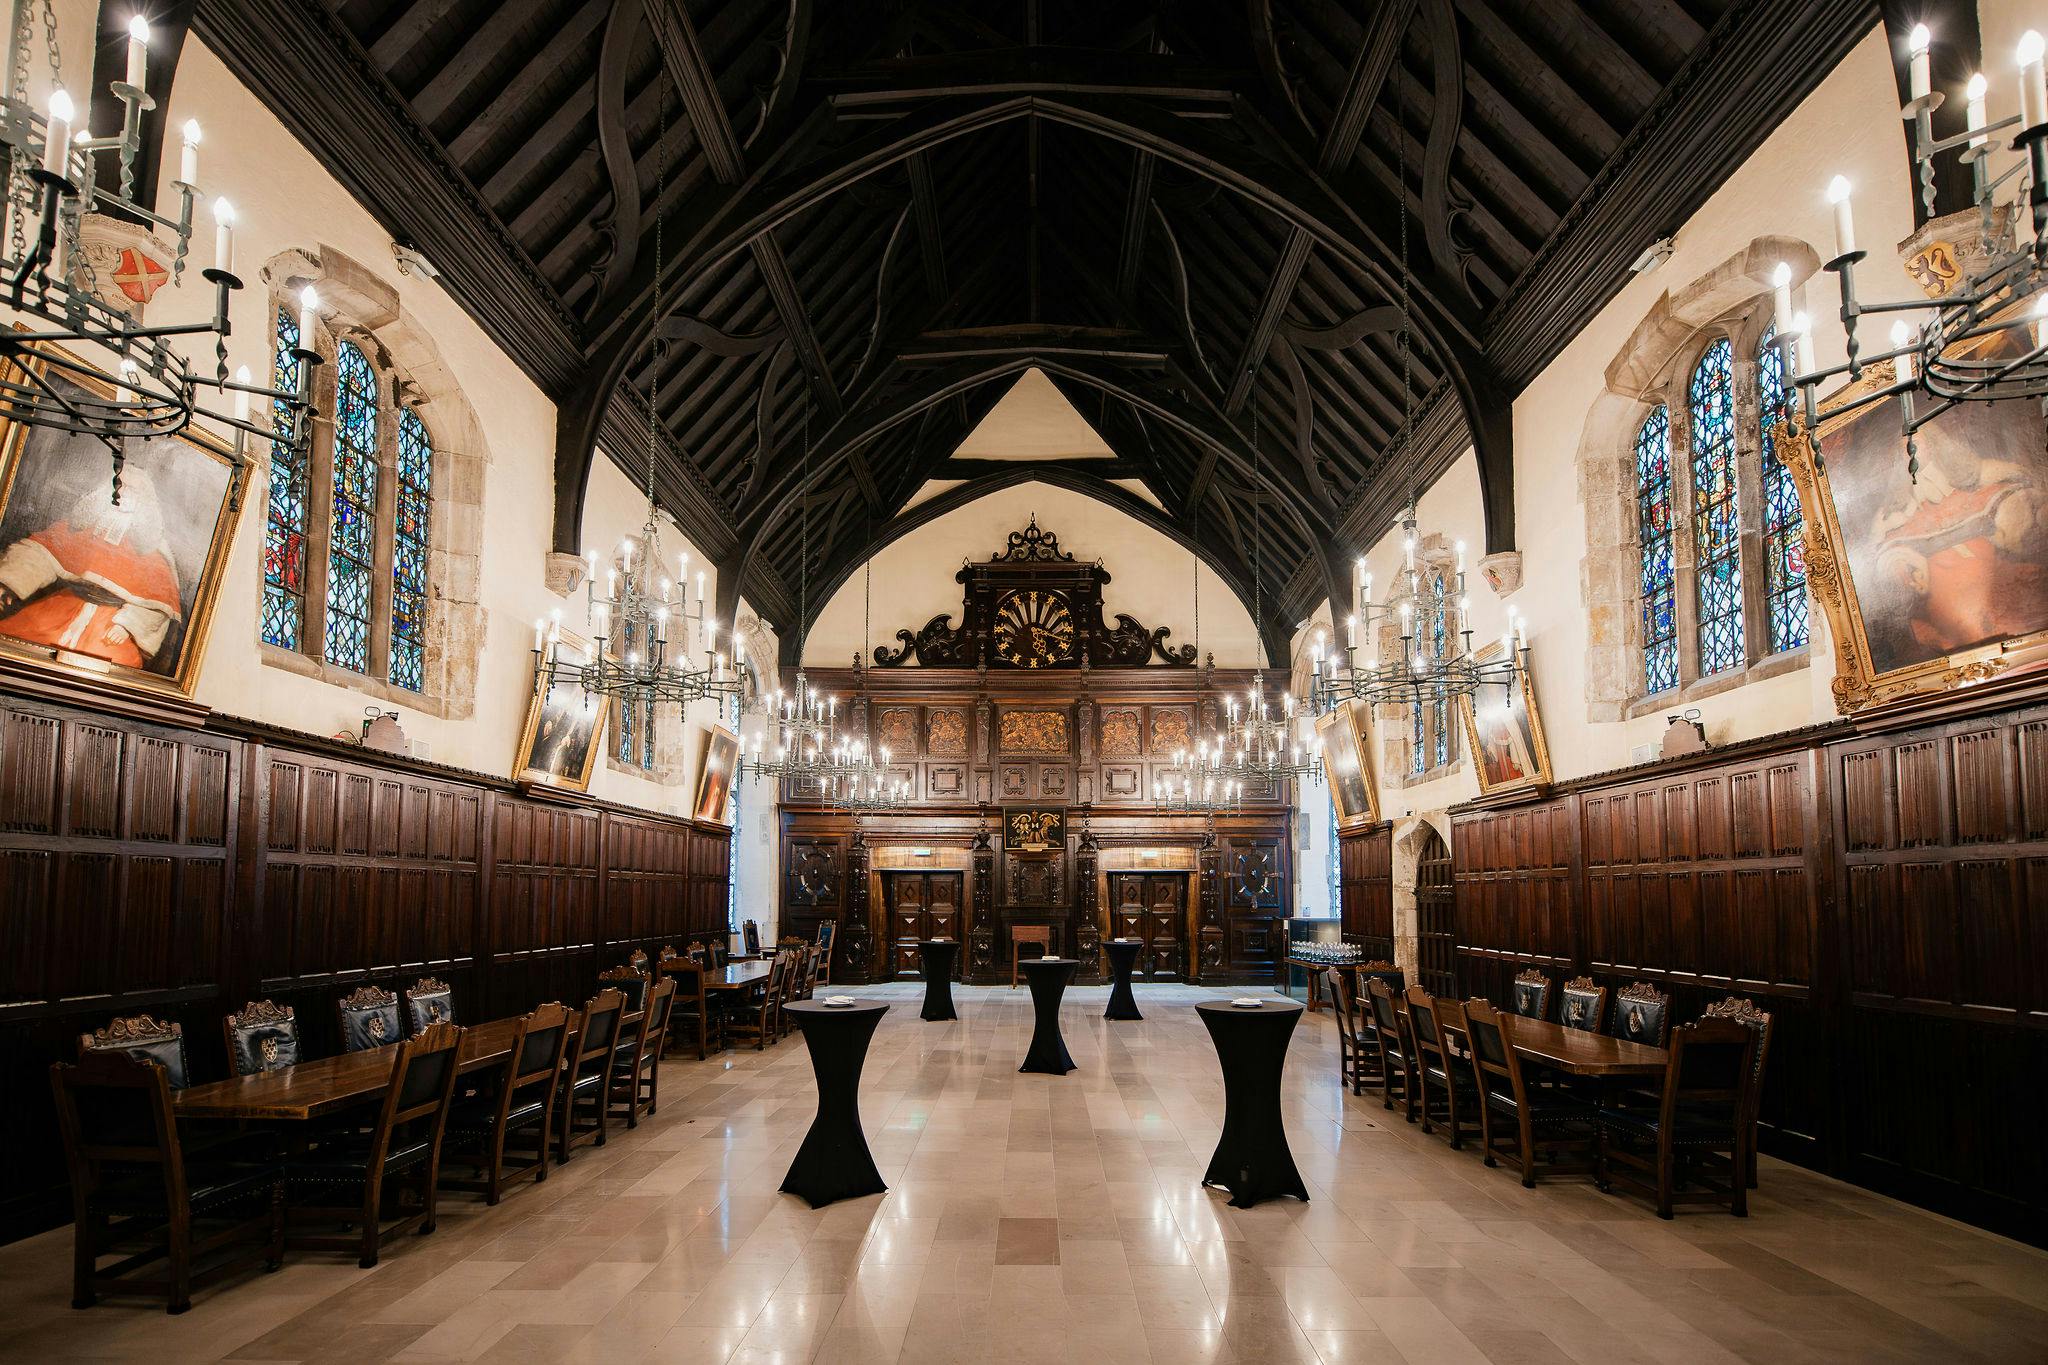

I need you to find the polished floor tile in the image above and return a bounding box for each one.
[0,981,2042,1363]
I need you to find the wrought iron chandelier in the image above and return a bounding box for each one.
[1310,130,1528,720]
[1214,398,1318,785]
[821,528,893,810]
[1153,491,1240,814]
[0,4,316,497]
[1784,23,2048,473]
[533,87,738,713]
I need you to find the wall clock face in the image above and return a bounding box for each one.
[992,589,1076,667]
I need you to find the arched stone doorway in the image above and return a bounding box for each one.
[1388,813,1455,988]
[1413,827,1457,998]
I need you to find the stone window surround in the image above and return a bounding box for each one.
[255,247,487,720]
[1575,237,1822,724]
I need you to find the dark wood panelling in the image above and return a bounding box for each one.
[1441,691,2048,1247]
[0,690,729,1244]
[1336,825,1392,960]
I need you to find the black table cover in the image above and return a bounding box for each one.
[1196,999,1310,1208]
[1018,957,1078,1075]
[918,940,959,1021]
[780,1000,889,1208]
[1103,939,1144,1021]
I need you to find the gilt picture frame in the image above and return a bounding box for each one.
[1316,698,1380,830]
[1781,348,2048,712]
[1455,643,1553,796]
[515,631,611,791]
[694,724,738,825]
[0,344,243,700]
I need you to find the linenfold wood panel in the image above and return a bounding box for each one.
[0,691,728,1243]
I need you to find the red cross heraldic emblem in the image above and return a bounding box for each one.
[113,247,169,303]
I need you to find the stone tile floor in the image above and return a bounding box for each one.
[0,981,2042,1363]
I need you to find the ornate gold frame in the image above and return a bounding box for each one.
[1455,642,1553,796]
[515,629,611,791]
[1316,697,1380,829]
[694,723,738,825]
[1780,359,2048,712]
[0,341,243,701]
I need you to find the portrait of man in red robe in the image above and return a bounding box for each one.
[0,468,181,672]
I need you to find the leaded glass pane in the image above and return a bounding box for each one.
[262,308,307,649]
[1432,692,1449,768]
[325,341,378,673]
[1635,405,1677,694]
[389,409,432,691]
[1689,338,1744,675]
[1758,326,1809,653]
[1410,697,1425,776]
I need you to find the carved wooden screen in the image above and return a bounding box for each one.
[1414,826,1457,998]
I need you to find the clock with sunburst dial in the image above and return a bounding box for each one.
[992,589,1077,668]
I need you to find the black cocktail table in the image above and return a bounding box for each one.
[918,939,959,1021]
[1103,939,1144,1020]
[1017,956,1078,1074]
[780,999,889,1208]
[1196,998,1309,1208]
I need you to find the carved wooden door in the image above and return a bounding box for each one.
[1109,872,1184,978]
[884,872,963,977]
[1415,826,1457,998]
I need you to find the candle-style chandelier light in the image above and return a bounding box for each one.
[1310,132,1529,721]
[533,90,739,713]
[1149,489,1241,814]
[0,5,316,496]
[1783,22,2048,473]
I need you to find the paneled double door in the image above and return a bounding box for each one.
[1108,872,1188,979]
[884,871,964,977]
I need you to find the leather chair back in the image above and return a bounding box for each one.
[223,1000,300,1077]
[1510,970,1551,1021]
[79,1015,190,1090]
[598,965,649,1014]
[1559,977,1607,1033]
[338,985,402,1051]
[403,977,456,1034]
[1613,982,1671,1047]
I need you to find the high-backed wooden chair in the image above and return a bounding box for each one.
[725,954,783,1051]
[50,1050,285,1313]
[1597,1017,1755,1218]
[1462,1000,1599,1188]
[627,948,651,972]
[223,1002,300,1077]
[815,921,836,985]
[556,990,623,1163]
[662,959,724,1060]
[284,1021,463,1267]
[442,1003,569,1205]
[615,978,676,1122]
[1703,996,1775,1189]
[1558,977,1607,1033]
[1326,968,1379,1095]
[1510,970,1552,1021]
[1364,978,1416,1119]
[597,963,650,1016]
[402,978,455,1034]
[80,1016,191,1089]
[1407,987,1479,1149]
[337,985,402,1052]
[1009,925,1055,986]
[1612,981,1672,1048]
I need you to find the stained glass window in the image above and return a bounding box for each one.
[1689,339,1744,674]
[389,408,431,691]
[615,623,655,770]
[1635,405,1677,694]
[261,308,307,650]
[325,340,378,673]
[1757,326,1808,654]
[1410,691,1425,776]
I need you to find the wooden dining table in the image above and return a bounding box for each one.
[697,960,772,992]
[1506,1018,1668,1076]
[171,1011,642,1122]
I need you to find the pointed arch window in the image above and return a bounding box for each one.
[260,308,308,650]
[390,410,433,691]
[1689,339,1743,675]
[1757,326,1808,653]
[325,341,378,673]
[1635,405,1677,695]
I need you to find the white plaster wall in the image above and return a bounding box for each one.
[803,479,1260,666]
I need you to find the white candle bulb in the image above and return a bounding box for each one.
[1892,320,1917,382]
[1826,175,1855,257]
[1454,539,1465,572]
[125,16,149,90]
[2022,31,2047,129]
[42,90,71,176]
[695,570,705,602]
[1771,261,1793,338]
[298,286,318,345]
[179,120,200,185]
[533,618,544,651]
[1908,23,1931,101]
[1793,312,1814,375]
[1346,613,1358,648]
[1968,72,1989,146]
[233,364,251,421]
[212,199,234,275]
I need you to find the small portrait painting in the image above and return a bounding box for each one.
[694,724,738,824]
[1457,645,1551,796]
[0,364,240,696]
[516,632,610,790]
[1316,699,1379,829]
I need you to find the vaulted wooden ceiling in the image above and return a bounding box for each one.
[195,0,1877,663]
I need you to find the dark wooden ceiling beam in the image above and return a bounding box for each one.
[906,152,949,301]
[895,325,1170,364]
